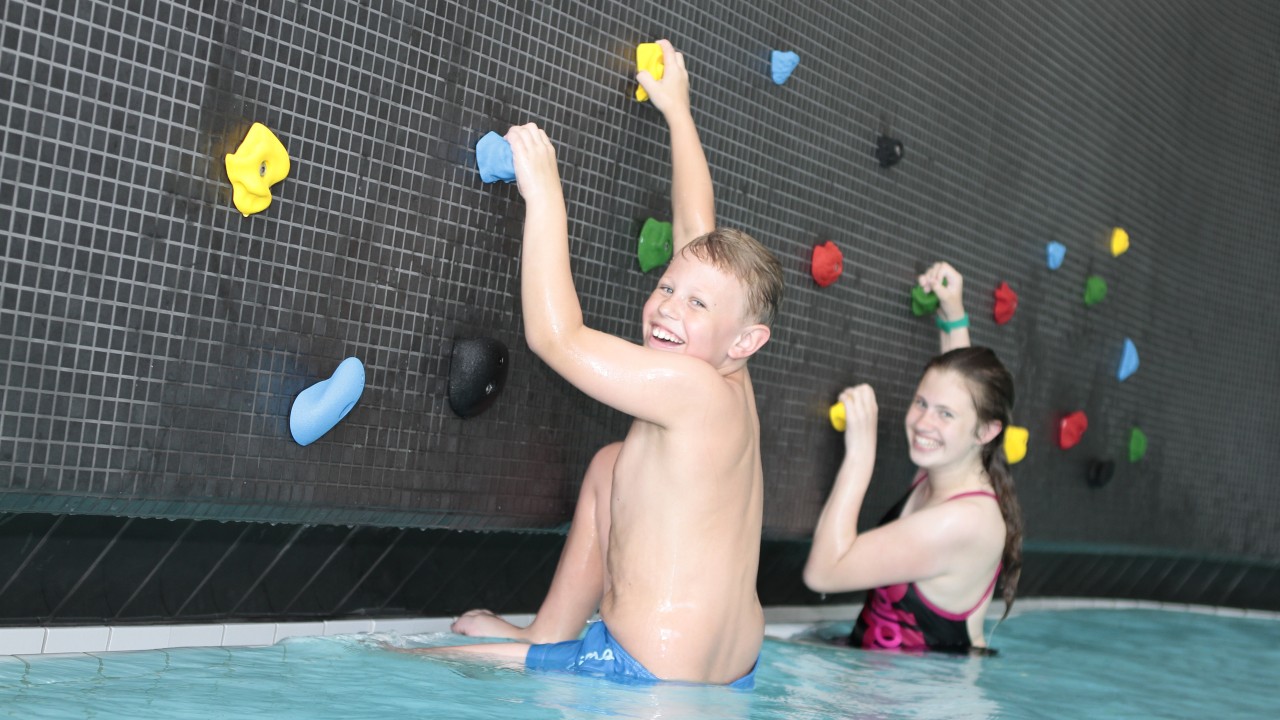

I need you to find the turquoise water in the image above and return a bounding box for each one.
[2,609,1277,718]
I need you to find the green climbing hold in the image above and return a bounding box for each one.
[911,286,939,316]
[1128,427,1147,463]
[637,218,673,272]
[1084,275,1108,307]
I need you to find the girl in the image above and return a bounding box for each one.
[804,262,1023,652]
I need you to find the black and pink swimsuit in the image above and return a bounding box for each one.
[850,477,1001,653]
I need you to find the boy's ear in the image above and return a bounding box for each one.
[978,420,1003,446]
[727,323,772,360]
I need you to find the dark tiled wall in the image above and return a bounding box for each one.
[2,513,1277,627]
[3,0,1280,623]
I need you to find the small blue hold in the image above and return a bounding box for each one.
[1046,241,1066,270]
[1117,338,1139,382]
[476,131,515,184]
[770,50,800,85]
[290,357,365,446]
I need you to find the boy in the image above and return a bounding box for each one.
[427,41,783,688]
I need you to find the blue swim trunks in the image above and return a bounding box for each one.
[525,621,757,690]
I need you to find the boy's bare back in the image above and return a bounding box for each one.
[602,333,765,682]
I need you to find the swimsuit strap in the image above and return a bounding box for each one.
[910,470,929,489]
[946,490,1002,617]
[944,490,998,502]
[966,562,1004,615]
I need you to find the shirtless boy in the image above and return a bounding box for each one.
[420,41,783,688]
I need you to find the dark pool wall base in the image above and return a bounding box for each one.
[1,514,1276,628]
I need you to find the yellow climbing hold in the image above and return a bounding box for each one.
[1004,425,1029,464]
[225,123,290,216]
[1110,227,1129,257]
[635,43,664,102]
[829,402,846,432]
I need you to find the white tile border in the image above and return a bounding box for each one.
[107,625,172,652]
[0,627,46,655]
[273,621,326,644]
[43,626,110,654]
[2,601,1277,656]
[993,597,1280,621]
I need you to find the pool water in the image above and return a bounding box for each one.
[2,609,1276,719]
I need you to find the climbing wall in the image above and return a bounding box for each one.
[3,0,1280,566]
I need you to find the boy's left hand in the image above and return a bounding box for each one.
[636,39,691,117]
[505,123,563,203]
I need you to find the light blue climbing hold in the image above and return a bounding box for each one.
[1117,338,1139,381]
[290,357,366,446]
[476,131,515,184]
[1046,241,1066,270]
[770,50,800,85]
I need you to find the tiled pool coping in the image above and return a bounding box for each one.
[3,599,1277,657]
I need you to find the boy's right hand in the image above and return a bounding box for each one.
[636,39,691,118]
[838,384,878,456]
[505,123,563,204]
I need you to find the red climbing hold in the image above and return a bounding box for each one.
[993,281,1018,325]
[811,241,843,287]
[1058,411,1088,449]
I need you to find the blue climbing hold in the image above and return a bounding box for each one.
[1046,241,1066,270]
[476,131,515,184]
[290,357,366,446]
[1117,338,1139,381]
[770,50,800,85]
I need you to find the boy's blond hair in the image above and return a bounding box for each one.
[682,228,784,328]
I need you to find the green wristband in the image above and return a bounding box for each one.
[936,313,969,333]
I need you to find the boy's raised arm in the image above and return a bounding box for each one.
[637,40,715,253]
[507,124,712,425]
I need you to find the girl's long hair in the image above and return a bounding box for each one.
[924,347,1023,618]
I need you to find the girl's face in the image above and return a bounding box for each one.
[904,368,998,470]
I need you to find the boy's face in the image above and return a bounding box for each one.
[642,252,753,367]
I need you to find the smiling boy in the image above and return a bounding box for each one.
[427,41,784,687]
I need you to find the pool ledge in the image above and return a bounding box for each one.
[3,600,1278,657]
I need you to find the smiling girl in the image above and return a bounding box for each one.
[804,262,1023,653]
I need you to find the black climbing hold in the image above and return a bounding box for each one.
[448,337,509,418]
[1086,459,1116,488]
[875,135,904,168]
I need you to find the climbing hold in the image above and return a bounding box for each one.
[875,136,904,168]
[993,281,1018,325]
[911,286,939,316]
[448,338,509,419]
[1117,338,1139,381]
[1110,227,1129,257]
[635,43,664,102]
[1058,411,1088,450]
[637,218,674,272]
[1004,425,1029,465]
[811,241,843,287]
[1046,241,1066,270]
[225,123,290,216]
[1128,427,1147,463]
[829,402,846,432]
[290,357,365,446]
[770,50,800,85]
[476,131,516,184]
[1086,459,1116,488]
[1084,275,1107,307]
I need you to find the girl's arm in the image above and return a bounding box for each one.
[919,262,969,352]
[804,385,879,592]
